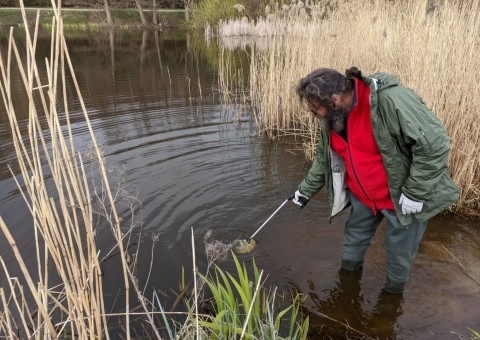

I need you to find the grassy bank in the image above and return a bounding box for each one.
[0,7,185,29]
[219,0,480,218]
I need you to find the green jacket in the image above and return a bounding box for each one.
[299,72,460,225]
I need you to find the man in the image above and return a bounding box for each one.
[292,67,459,293]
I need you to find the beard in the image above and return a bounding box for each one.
[318,107,349,133]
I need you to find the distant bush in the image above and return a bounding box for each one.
[4,0,184,8]
[190,0,239,30]
[190,0,271,30]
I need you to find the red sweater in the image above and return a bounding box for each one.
[330,79,394,214]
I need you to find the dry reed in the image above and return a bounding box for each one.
[0,1,313,339]
[0,1,162,338]
[220,0,480,216]
[218,47,249,121]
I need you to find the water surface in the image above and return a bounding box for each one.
[0,28,478,339]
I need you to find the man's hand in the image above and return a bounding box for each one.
[293,190,310,208]
[399,193,423,215]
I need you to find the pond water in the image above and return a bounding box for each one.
[0,29,479,339]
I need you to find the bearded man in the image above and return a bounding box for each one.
[292,67,459,293]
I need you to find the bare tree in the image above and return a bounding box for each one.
[134,0,148,26]
[104,0,113,26]
[184,0,193,21]
[152,0,158,25]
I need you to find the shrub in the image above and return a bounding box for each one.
[189,0,271,30]
[190,0,241,30]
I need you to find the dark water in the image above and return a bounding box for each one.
[0,28,479,339]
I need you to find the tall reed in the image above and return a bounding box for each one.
[221,0,480,216]
[0,1,163,338]
[0,2,314,338]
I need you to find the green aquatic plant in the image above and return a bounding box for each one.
[469,327,480,340]
[188,252,309,339]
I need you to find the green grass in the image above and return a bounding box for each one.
[469,327,480,339]
[0,8,184,29]
[0,10,22,26]
[178,252,309,339]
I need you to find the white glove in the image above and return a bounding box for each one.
[399,193,423,215]
[293,190,310,208]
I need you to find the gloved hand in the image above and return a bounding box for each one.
[399,193,423,215]
[293,190,310,208]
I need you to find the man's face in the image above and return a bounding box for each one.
[306,100,331,119]
[306,98,348,132]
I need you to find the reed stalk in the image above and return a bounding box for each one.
[0,2,108,337]
[218,46,248,121]
[191,227,200,340]
[1,2,314,339]
[220,0,480,216]
[0,0,163,338]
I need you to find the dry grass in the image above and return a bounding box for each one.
[0,8,108,338]
[220,0,480,217]
[0,1,162,338]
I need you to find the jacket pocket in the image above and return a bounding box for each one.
[417,128,433,153]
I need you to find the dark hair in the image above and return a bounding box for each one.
[296,67,361,108]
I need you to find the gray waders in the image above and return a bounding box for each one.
[341,191,427,293]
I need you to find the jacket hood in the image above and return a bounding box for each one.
[364,72,399,92]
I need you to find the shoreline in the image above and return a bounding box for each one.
[0,7,185,29]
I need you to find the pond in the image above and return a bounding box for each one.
[0,28,479,339]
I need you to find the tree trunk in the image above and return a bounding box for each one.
[184,0,191,21]
[152,0,157,25]
[134,0,148,26]
[104,0,113,26]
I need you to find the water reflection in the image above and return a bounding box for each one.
[306,268,403,339]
